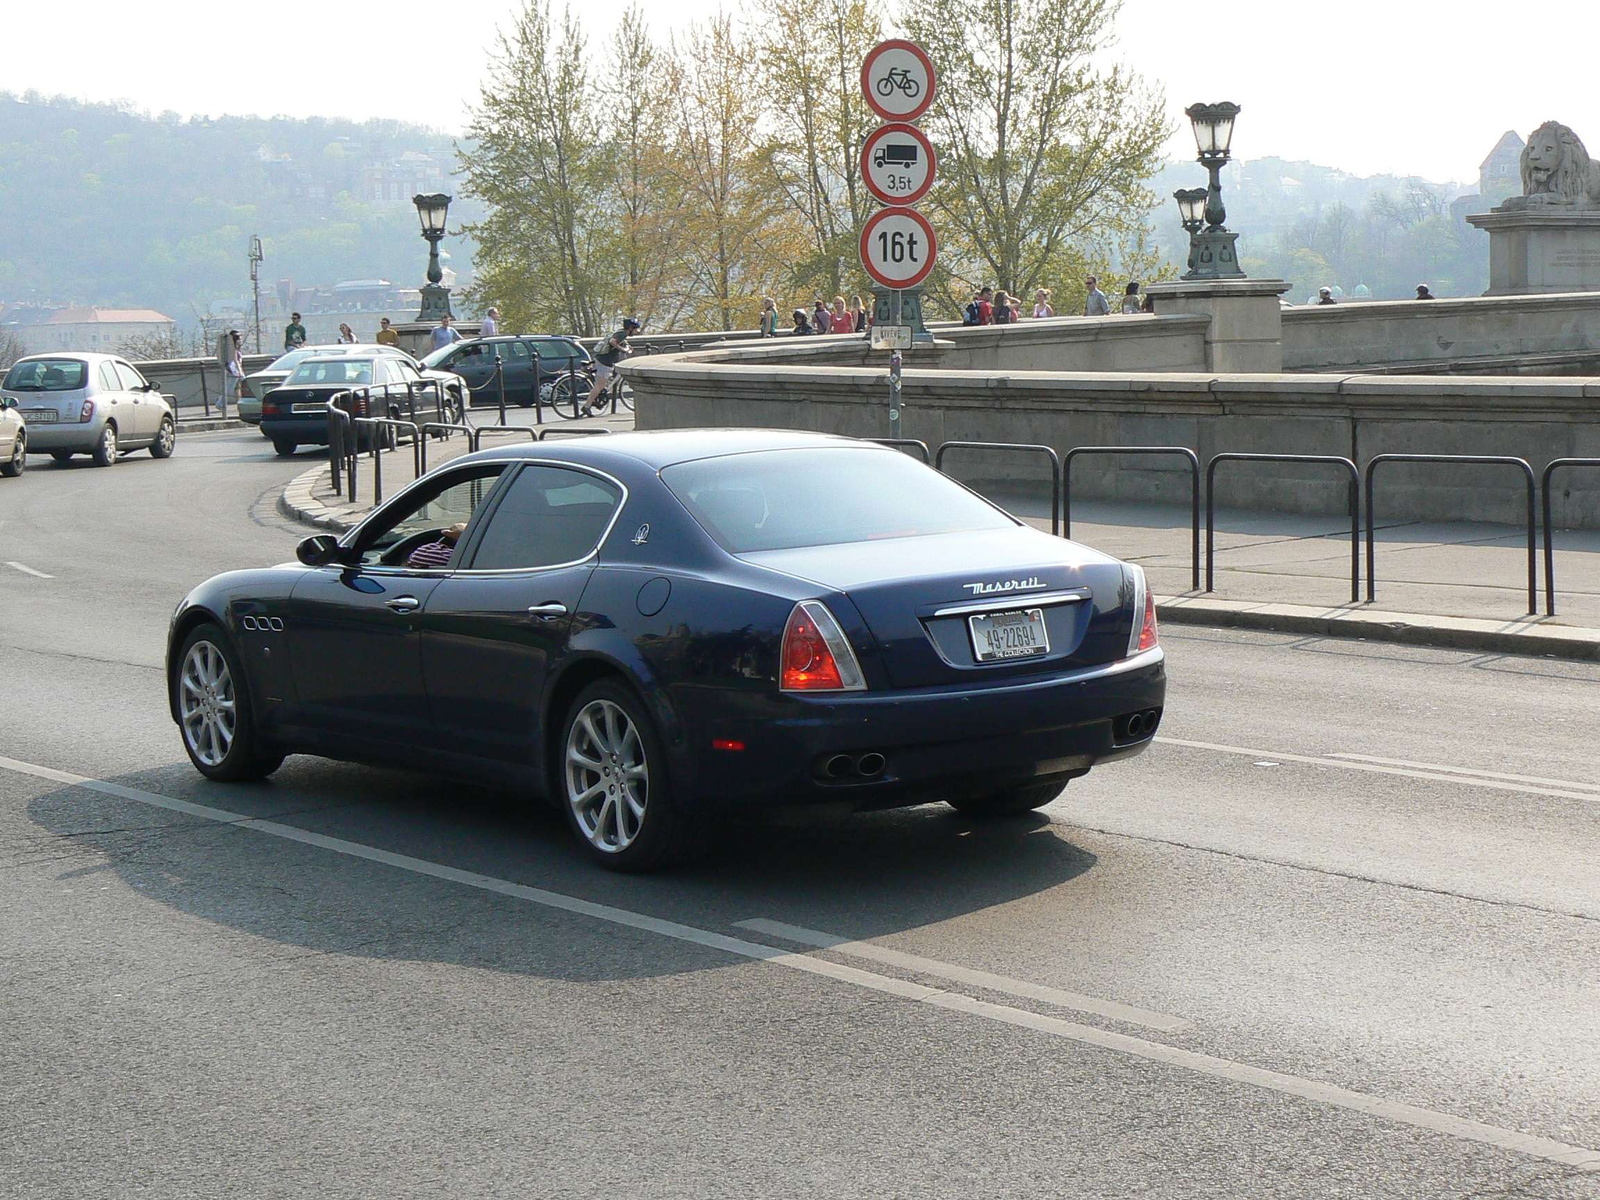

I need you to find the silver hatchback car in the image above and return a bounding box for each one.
[0,353,176,466]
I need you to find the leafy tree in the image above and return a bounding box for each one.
[900,0,1170,312]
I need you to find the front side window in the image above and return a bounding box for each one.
[661,447,1015,553]
[3,359,88,391]
[113,362,147,391]
[288,359,373,387]
[353,467,507,568]
[466,465,623,571]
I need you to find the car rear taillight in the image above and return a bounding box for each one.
[78,399,95,423]
[1126,566,1159,655]
[780,601,866,693]
[262,400,280,415]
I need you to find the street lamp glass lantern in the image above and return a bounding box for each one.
[1184,102,1241,157]
[1174,188,1208,227]
[412,193,452,237]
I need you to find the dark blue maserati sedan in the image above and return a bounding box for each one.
[167,430,1164,869]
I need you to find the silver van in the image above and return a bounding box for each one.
[0,353,176,466]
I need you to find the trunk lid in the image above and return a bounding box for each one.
[741,527,1135,688]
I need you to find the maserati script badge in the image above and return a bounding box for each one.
[962,576,1046,596]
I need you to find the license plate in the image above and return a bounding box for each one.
[291,402,327,413]
[968,607,1050,662]
[22,409,58,423]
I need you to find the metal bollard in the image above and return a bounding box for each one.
[495,356,506,426]
[568,359,578,419]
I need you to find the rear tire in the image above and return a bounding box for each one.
[174,623,284,782]
[91,422,117,467]
[50,450,73,465]
[149,416,175,458]
[557,679,687,871]
[0,432,23,477]
[272,440,297,457]
[947,781,1064,818]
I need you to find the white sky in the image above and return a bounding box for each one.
[8,0,1596,181]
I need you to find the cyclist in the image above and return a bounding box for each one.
[584,317,640,416]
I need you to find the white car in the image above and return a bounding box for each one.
[0,393,24,477]
[0,353,176,466]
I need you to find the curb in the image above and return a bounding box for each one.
[1156,595,1600,661]
[177,417,255,434]
[278,463,355,533]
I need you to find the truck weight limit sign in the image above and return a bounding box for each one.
[859,122,936,207]
[860,39,936,123]
[860,207,937,290]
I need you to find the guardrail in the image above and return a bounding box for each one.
[1208,454,1359,603]
[353,416,421,505]
[325,392,355,499]
[537,427,613,441]
[471,426,539,452]
[1540,458,1600,616]
[418,422,474,472]
[1365,454,1537,615]
[1064,447,1200,591]
[871,438,932,463]
[935,441,1063,536]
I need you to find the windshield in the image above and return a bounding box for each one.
[3,358,89,392]
[661,446,1015,553]
[419,344,458,369]
[287,359,374,386]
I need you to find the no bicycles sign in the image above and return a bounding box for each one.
[860,39,936,123]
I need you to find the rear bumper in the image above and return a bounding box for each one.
[676,649,1166,810]
[24,421,101,451]
[260,414,333,447]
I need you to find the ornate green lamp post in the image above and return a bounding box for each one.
[1179,102,1244,280]
[1172,187,1208,276]
[412,192,453,321]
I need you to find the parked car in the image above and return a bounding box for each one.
[0,395,25,478]
[421,335,592,410]
[0,353,175,466]
[258,352,463,456]
[165,430,1165,871]
[240,344,444,426]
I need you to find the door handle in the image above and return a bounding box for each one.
[386,596,421,613]
[526,602,568,618]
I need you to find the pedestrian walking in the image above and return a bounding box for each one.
[375,317,399,346]
[1415,284,1436,300]
[283,312,306,350]
[216,328,243,420]
[1084,276,1111,317]
[758,297,779,337]
[1317,287,1336,305]
[337,322,356,344]
[1121,281,1142,315]
[992,289,1014,325]
[850,295,867,333]
[1032,288,1054,318]
[790,309,811,335]
[829,296,853,334]
[481,307,500,337]
[811,299,831,336]
[431,314,464,350]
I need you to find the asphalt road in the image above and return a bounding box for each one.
[2,428,1597,1198]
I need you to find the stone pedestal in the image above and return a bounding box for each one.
[1142,278,1289,372]
[870,286,934,343]
[1466,209,1600,295]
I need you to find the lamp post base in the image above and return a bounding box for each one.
[870,286,934,343]
[1182,230,1245,281]
[417,283,454,324]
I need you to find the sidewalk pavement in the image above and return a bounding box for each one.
[176,412,252,434]
[276,425,1600,661]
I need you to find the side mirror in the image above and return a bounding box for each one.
[296,534,344,567]
[0,397,15,410]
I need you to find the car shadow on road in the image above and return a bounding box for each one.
[24,758,1097,985]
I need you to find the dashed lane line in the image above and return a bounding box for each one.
[1157,736,1600,804]
[1,751,1595,1174]
[4,561,53,579]
[1326,752,1600,793]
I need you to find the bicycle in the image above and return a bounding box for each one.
[876,68,920,99]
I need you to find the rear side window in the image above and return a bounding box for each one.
[661,447,1015,553]
[3,359,88,391]
[467,465,622,570]
[98,363,120,392]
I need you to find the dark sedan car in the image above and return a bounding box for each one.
[421,335,592,410]
[166,431,1165,869]
[259,352,464,456]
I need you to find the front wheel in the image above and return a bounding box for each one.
[174,623,283,782]
[91,422,118,467]
[559,680,686,871]
[947,781,1064,818]
[149,416,176,458]
[0,432,24,477]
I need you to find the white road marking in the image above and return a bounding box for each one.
[1157,736,1600,804]
[1326,752,1600,794]
[4,561,53,579]
[735,917,1188,1032]
[1,752,1596,1173]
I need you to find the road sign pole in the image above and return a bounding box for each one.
[889,290,903,438]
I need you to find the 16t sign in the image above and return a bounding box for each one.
[859,207,938,290]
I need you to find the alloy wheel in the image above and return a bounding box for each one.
[179,640,237,767]
[156,418,175,456]
[565,698,649,853]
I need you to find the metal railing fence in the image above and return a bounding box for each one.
[934,441,1063,536]
[1208,454,1360,603]
[1064,447,1200,591]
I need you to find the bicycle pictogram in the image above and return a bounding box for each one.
[875,68,921,99]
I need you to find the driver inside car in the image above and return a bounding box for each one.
[405,521,468,569]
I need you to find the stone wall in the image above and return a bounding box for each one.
[626,343,1600,527]
[137,354,275,411]
[1283,291,1600,373]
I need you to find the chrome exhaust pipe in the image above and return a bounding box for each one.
[823,754,854,780]
[856,752,886,778]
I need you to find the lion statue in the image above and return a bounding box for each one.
[1508,121,1600,209]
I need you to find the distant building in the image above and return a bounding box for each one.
[361,151,448,205]
[1,306,176,353]
[1479,130,1525,206]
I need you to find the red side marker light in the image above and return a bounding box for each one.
[712,739,745,752]
[1136,584,1159,652]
